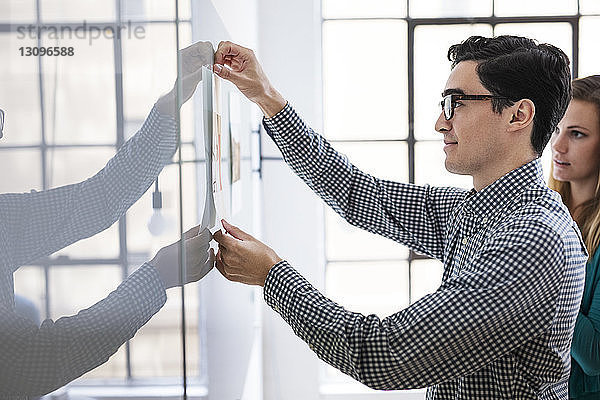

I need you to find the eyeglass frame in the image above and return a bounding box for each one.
[440,93,510,120]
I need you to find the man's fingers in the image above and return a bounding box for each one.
[215,41,242,64]
[215,254,233,280]
[213,229,238,247]
[213,64,238,81]
[221,219,253,241]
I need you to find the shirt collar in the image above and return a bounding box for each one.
[461,158,544,217]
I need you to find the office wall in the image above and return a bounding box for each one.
[201,1,324,399]
[257,1,324,400]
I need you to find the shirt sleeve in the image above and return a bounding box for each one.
[263,104,465,260]
[263,219,566,390]
[0,263,167,397]
[571,257,600,376]
[0,104,178,272]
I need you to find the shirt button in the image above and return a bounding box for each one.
[462,237,468,245]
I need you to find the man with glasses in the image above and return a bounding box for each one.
[0,42,215,398]
[210,36,587,399]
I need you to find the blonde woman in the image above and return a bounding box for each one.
[550,75,600,399]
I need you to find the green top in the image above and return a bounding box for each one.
[570,246,600,398]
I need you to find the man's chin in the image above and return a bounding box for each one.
[444,159,470,176]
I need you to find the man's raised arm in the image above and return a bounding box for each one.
[213,41,465,259]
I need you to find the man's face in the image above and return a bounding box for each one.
[435,61,506,178]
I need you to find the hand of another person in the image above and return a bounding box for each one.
[157,41,214,115]
[149,225,215,289]
[213,219,283,286]
[213,41,287,117]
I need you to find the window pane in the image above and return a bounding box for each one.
[49,266,122,318]
[326,208,409,261]
[494,23,573,67]
[41,32,116,145]
[0,149,42,192]
[40,0,115,22]
[494,0,577,16]
[323,20,407,140]
[131,287,200,377]
[0,0,36,23]
[126,162,198,257]
[324,141,409,261]
[121,0,191,20]
[410,258,443,303]
[80,347,127,379]
[47,147,114,187]
[49,265,126,380]
[326,261,409,317]
[0,33,42,146]
[410,0,491,18]
[580,0,600,14]
[47,148,120,259]
[325,142,409,259]
[13,266,46,320]
[579,17,600,78]
[414,24,493,141]
[333,141,408,181]
[414,141,472,188]
[122,23,192,122]
[322,0,406,19]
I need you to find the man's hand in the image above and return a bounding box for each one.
[213,220,283,287]
[213,41,287,118]
[149,225,215,289]
[156,41,214,116]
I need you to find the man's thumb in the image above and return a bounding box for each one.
[222,219,253,241]
[213,64,240,83]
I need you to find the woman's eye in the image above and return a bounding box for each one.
[571,130,586,138]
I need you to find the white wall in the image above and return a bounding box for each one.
[256,1,325,399]
[204,0,326,399]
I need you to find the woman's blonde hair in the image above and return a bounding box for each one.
[549,75,600,258]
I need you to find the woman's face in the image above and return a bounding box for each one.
[551,99,600,184]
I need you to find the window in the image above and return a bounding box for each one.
[321,0,592,390]
[2,0,203,387]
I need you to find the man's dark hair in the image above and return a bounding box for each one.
[448,35,572,157]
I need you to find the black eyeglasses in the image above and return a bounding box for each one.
[440,93,509,120]
[0,109,4,138]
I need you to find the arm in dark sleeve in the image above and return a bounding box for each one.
[0,105,177,271]
[263,220,565,389]
[0,264,166,396]
[571,255,600,376]
[263,104,465,259]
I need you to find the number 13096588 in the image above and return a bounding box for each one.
[19,47,74,56]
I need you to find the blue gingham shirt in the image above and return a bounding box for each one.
[262,104,588,399]
[0,105,177,398]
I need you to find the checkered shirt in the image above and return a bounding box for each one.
[262,104,588,399]
[0,105,177,398]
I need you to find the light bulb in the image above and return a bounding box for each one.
[148,208,168,236]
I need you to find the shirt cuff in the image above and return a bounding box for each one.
[262,102,294,139]
[263,260,314,319]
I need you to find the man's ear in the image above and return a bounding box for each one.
[507,99,535,132]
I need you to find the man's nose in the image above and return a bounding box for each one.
[435,111,450,134]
